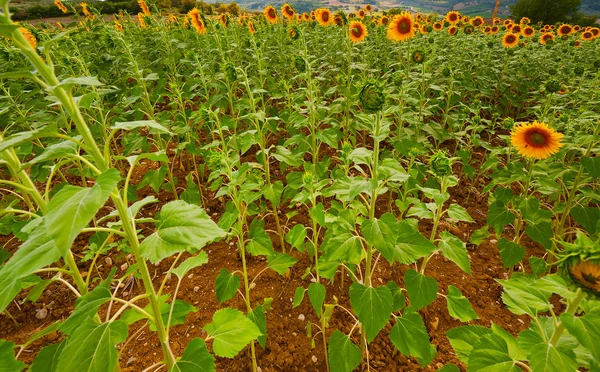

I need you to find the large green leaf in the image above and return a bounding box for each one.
[0,340,26,372]
[387,281,405,312]
[308,282,326,317]
[172,252,209,279]
[446,285,478,322]
[395,221,437,264]
[389,312,436,367]
[328,330,362,372]
[169,338,215,372]
[215,268,240,304]
[582,156,600,180]
[571,207,600,235]
[139,200,226,263]
[56,319,128,372]
[525,222,553,251]
[30,341,66,372]
[0,126,54,153]
[404,269,438,310]
[497,238,525,268]
[267,253,298,275]
[247,306,267,348]
[446,325,492,363]
[487,201,515,235]
[204,308,261,358]
[561,308,600,362]
[438,231,471,274]
[120,295,197,332]
[61,269,115,334]
[447,204,475,223]
[246,219,275,256]
[498,276,552,317]
[468,333,520,372]
[111,120,171,134]
[362,214,398,264]
[24,138,80,167]
[349,283,393,342]
[529,342,578,372]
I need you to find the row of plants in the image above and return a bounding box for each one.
[1,2,600,371]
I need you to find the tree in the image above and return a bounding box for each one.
[511,0,582,24]
[227,2,240,16]
[179,0,194,13]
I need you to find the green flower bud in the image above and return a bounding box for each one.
[574,66,584,76]
[429,151,453,177]
[412,50,425,64]
[225,63,236,82]
[295,56,306,72]
[302,171,314,185]
[502,117,515,130]
[442,67,452,77]
[558,232,600,293]
[546,79,562,94]
[359,81,385,113]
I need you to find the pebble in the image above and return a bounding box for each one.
[311,355,317,363]
[292,332,297,336]
[126,357,137,366]
[257,368,262,372]
[120,263,128,271]
[188,274,193,279]
[250,283,256,289]
[193,286,200,293]
[490,239,498,244]
[35,308,48,319]
[298,314,305,321]
[104,257,113,266]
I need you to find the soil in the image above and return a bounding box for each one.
[0,138,552,372]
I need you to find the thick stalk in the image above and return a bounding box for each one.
[549,288,584,346]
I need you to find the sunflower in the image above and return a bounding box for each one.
[573,40,581,48]
[470,16,483,27]
[540,32,555,45]
[219,13,229,27]
[510,121,564,159]
[288,26,299,40]
[448,25,458,36]
[493,17,501,25]
[503,19,512,26]
[188,8,206,34]
[54,0,68,13]
[433,21,443,31]
[248,21,256,34]
[502,32,519,48]
[463,24,474,35]
[365,4,372,12]
[558,84,569,95]
[488,25,498,34]
[520,17,530,25]
[348,12,356,19]
[573,25,581,32]
[522,26,535,37]
[137,13,146,28]
[80,2,95,20]
[557,24,572,36]
[348,20,367,43]
[282,3,294,20]
[380,16,389,26]
[569,261,600,293]
[446,11,460,24]
[315,8,331,26]
[138,0,151,16]
[387,12,415,42]
[412,49,425,64]
[484,26,491,33]
[510,24,521,34]
[18,27,37,49]
[582,31,593,41]
[114,21,123,32]
[303,13,310,21]
[420,24,429,34]
[264,5,278,24]
[333,12,346,27]
[591,27,599,37]
[357,9,365,18]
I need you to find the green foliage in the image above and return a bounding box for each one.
[511,0,583,24]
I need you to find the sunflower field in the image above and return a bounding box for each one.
[1,1,600,371]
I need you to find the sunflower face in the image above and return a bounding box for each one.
[282,4,294,20]
[502,32,519,48]
[365,4,372,12]
[19,27,37,49]
[349,21,367,43]
[522,26,534,37]
[388,12,416,42]
[511,25,521,34]
[288,26,299,40]
[380,16,389,26]
[358,9,365,18]
[188,8,206,34]
[470,16,483,27]
[248,21,256,34]
[464,24,474,35]
[316,8,331,27]
[540,33,555,45]
[446,11,459,24]
[448,26,458,36]
[433,21,443,31]
[412,50,424,64]
[569,261,600,293]
[557,24,572,36]
[219,14,229,27]
[510,121,564,159]
[582,31,593,41]
[520,17,530,25]
[264,6,278,24]
[334,13,345,27]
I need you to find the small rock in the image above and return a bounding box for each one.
[311,355,318,363]
[104,257,113,266]
[123,292,129,297]
[257,368,262,372]
[188,274,193,279]
[35,308,48,320]
[120,263,128,271]
[298,314,305,321]
[430,317,439,331]
[193,286,200,293]
[292,332,297,337]
[249,282,256,289]
[490,239,498,244]
[126,357,137,366]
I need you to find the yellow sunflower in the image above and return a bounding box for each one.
[54,0,68,13]
[420,24,429,34]
[490,25,499,34]
[188,8,206,34]
[448,25,458,36]
[573,25,581,32]
[433,21,443,31]
[510,24,521,34]
[557,24,572,36]
[510,121,564,159]
[219,13,229,27]
[248,20,256,34]
[348,20,367,43]
[316,8,332,26]
[470,16,484,27]
[387,12,415,42]
[365,4,372,12]
[569,261,600,293]
[19,27,37,49]
[446,11,460,24]
[521,26,535,37]
[114,21,123,32]
[281,3,294,20]
[380,16,389,26]
[264,5,278,24]
[138,0,151,16]
[520,17,530,25]
[502,33,519,47]
[540,32,555,44]
[357,9,366,18]
[582,31,593,41]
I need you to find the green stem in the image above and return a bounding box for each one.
[549,288,584,346]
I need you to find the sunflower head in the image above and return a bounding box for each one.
[433,21,443,31]
[545,78,561,93]
[412,49,425,64]
[294,55,306,72]
[248,21,256,34]
[574,65,584,76]
[380,16,390,26]
[582,31,593,41]
[287,26,300,40]
[448,25,458,36]
[446,11,460,24]
[365,4,372,12]
[429,151,453,178]
[281,3,295,20]
[558,232,600,294]
[357,9,365,18]
[470,16,483,27]
[510,121,564,160]
[264,5,278,24]
[557,24,572,36]
[219,13,229,27]
[19,27,37,50]
[334,11,347,27]
[316,8,332,26]
[464,24,474,35]
[387,12,416,42]
[348,21,368,43]
[540,32,555,45]
[359,81,385,113]
[502,32,519,48]
[522,26,535,37]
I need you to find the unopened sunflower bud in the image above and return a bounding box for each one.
[359,81,385,113]
[429,151,453,177]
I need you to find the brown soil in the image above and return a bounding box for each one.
[0,141,550,372]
